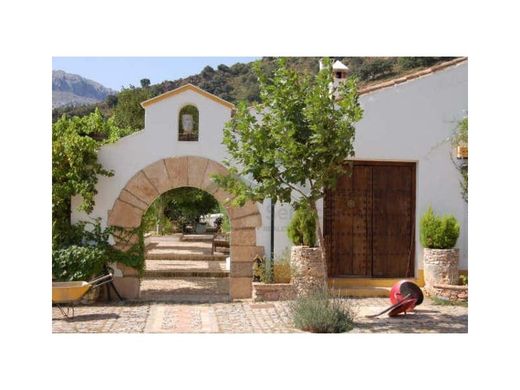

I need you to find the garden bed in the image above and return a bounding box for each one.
[252,282,296,302]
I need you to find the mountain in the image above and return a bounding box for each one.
[52,57,456,122]
[52,70,116,108]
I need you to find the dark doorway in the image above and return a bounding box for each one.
[324,161,416,278]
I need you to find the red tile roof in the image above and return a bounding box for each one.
[358,57,468,96]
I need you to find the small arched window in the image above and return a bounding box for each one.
[178,105,199,141]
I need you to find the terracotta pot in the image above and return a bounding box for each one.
[423,248,459,289]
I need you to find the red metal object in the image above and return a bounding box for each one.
[365,280,424,318]
[390,280,424,306]
[388,297,418,317]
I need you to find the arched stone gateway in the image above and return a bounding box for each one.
[107,155,264,300]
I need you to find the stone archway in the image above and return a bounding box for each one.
[107,156,264,300]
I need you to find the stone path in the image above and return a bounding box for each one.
[139,277,230,302]
[52,298,467,333]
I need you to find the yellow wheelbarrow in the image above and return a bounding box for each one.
[52,274,113,319]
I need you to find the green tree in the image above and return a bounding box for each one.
[140,78,151,88]
[163,187,219,232]
[52,109,117,247]
[214,57,363,264]
[112,86,150,131]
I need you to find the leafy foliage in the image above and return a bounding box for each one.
[420,207,460,249]
[214,57,363,257]
[112,85,150,131]
[273,249,292,283]
[287,205,317,247]
[52,245,107,281]
[253,257,274,283]
[290,290,356,333]
[398,57,451,70]
[352,58,395,81]
[52,109,119,248]
[52,109,134,249]
[54,219,146,277]
[253,249,292,284]
[142,187,220,234]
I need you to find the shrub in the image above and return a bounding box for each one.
[52,245,107,281]
[420,207,460,249]
[290,290,356,333]
[253,256,273,283]
[287,205,317,247]
[398,57,454,70]
[273,249,292,283]
[354,58,395,81]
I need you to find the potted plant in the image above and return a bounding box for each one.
[288,204,326,297]
[420,207,461,293]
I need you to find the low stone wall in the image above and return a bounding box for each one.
[290,246,326,297]
[426,284,468,302]
[252,283,296,302]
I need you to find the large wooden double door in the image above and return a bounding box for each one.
[324,161,416,278]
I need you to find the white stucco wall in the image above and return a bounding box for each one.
[271,61,469,271]
[72,61,468,273]
[71,88,238,228]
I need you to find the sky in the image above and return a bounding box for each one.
[52,57,260,91]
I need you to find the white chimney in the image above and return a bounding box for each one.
[320,58,350,97]
[332,60,349,89]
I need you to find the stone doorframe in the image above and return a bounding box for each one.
[107,155,264,300]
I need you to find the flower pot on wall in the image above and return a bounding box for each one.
[423,248,459,290]
[290,246,326,297]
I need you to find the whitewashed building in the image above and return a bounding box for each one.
[71,58,468,299]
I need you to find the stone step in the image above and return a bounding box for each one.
[181,234,215,242]
[144,260,229,278]
[330,287,391,298]
[146,251,227,261]
[144,270,230,278]
[138,277,230,302]
[328,277,422,288]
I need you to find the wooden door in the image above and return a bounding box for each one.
[325,161,415,278]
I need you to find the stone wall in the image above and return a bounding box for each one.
[290,246,326,297]
[252,283,296,302]
[423,248,459,287]
[426,284,468,302]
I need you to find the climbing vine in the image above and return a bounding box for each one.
[52,109,132,248]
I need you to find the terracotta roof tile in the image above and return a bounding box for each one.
[358,57,467,96]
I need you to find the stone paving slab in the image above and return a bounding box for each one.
[53,298,467,334]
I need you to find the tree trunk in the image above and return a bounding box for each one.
[310,201,328,274]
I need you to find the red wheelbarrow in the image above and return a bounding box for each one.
[366,280,424,318]
[52,274,113,319]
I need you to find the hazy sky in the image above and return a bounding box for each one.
[52,57,260,91]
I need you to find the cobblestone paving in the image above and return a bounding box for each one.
[52,297,467,333]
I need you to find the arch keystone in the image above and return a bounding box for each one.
[187,156,209,188]
[164,156,188,188]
